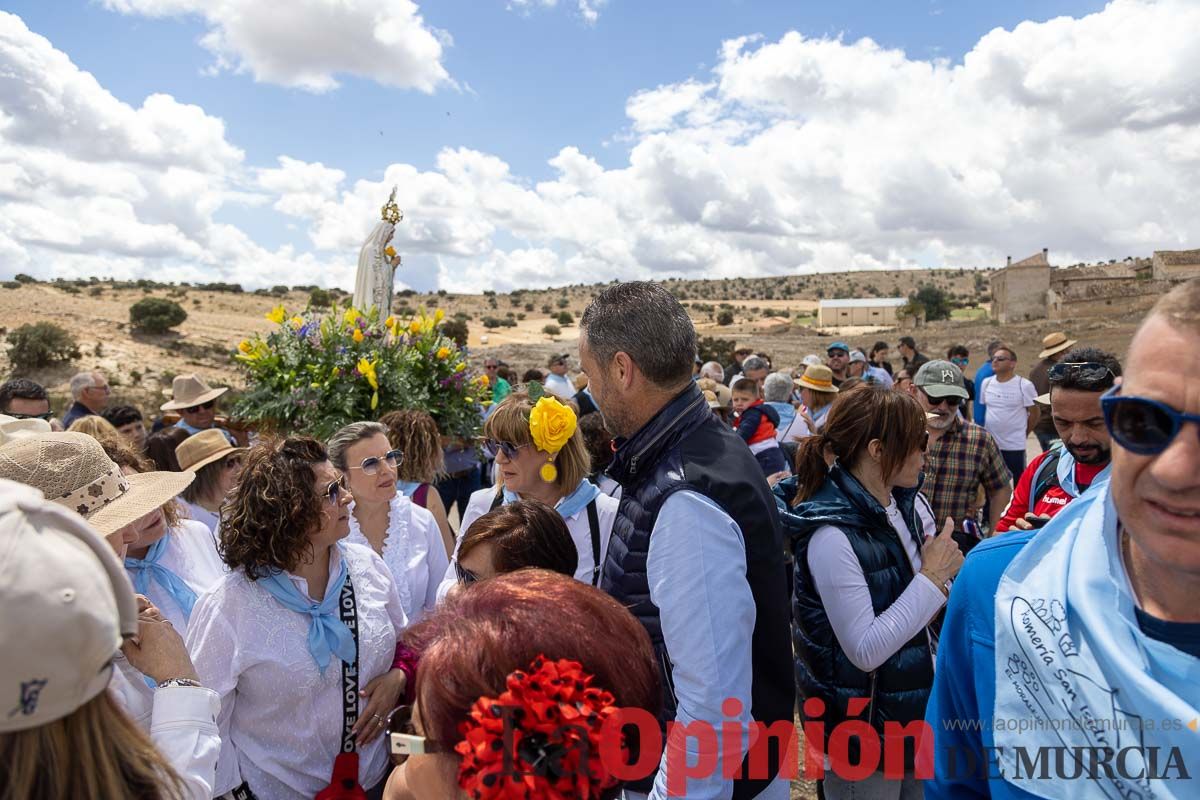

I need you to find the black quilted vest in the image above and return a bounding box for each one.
[783,465,939,770]
[602,383,795,797]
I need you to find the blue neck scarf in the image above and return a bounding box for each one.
[124,536,198,621]
[259,544,357,675]
[502,478,602,519]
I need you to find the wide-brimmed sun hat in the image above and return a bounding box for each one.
[0,414,52,446]
[1037,332,1077,360]
[0,433,194,535]
[703,390,721,409]
[0,479,140,732]
[795,364,839,394]
[160,374,228,412]
[175,428,245,473]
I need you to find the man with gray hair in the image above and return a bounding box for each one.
[763,371,810,444]
[61,370,110,429]
[733,354,770,394]
[580,282,793,799]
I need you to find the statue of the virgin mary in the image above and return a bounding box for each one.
[352,187,403,315]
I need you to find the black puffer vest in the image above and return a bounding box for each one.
[602,383,795,797]
[780,465,939,770]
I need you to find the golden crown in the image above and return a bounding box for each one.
[381,186,403,224]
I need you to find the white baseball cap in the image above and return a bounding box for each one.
[0,479,138,732]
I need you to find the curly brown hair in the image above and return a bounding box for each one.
[97,435,182,530]
[220,437,328,580]
[378,409,444,483]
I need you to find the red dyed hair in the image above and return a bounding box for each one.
[405,570,661,796]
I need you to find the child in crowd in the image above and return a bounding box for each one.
[730,378,789,477]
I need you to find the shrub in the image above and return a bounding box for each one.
[309,288,333,308]
[441,318,469,347]
[130,297,188,333]
[14,273,36,283]
[556,310,574,326]
[716,310,735,326]
[89,286,104,296]
[270,285,290,296]
[2,281,20,289]
[556,297,570,309]
[542,324,561,338]
[482,316,504,329]
[7,322,80,372]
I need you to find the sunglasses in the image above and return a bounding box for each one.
[920,388,963,408]
[5,411,52,421]
[455,561,479,585]
[325,474,347,504]
[1101,387,1200,456]
[185,400,216,413]
[346,449,402,476]
[1049,362,1115,388]
[388,705,447,759]
[486,439,531,460]
[950,357,969,367]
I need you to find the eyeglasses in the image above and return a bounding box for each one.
[1101,387,1200,456]
[388,705,447,759]
[455,561,479,585]
[347,449,402,476]
[950,357,969,367]
[1049,362,1115,388]
[5,411,52,421]
[185,400,216,413]
[920,388,962,408]
[486,439,531,460]
[325,474,347,504]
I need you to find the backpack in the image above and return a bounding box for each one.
[1030,448,1062,508]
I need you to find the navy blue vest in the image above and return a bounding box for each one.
[779,465,939,770]
[603,383,795,798]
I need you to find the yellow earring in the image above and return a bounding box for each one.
[540,458,558,483]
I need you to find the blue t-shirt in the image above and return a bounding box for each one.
[1135,607,1200,659]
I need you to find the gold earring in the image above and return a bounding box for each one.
[540,458,558,483]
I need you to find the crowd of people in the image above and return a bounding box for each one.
[1,278,1197,800]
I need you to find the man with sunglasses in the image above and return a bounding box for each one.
[912,360,1011,552]
[979,345,1040,482]
[483,358,511,405]
[927,280,1200,799]
[996,347,1121,533]
[160,373,236,445]
[0,378,53,426]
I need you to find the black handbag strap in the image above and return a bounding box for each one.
[339,573,360,754]
[586,499,601,586]
[489,489,504,511]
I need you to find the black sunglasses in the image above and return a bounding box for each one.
[185,400,216,413]
[1049,362,1115,388]
[455,561,479,585]
[485,439,530,460]
[1101,387,1200,456]
[920,388,962,408]
[347,449,402,476]
[5,411,52,421]
[325,474,347,504]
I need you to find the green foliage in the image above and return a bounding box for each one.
[198,282,243,293]
[696,336,735,365]
[441,318,469,347]
[6,322,80,372]
[716,310,735,326]
[556,310,574,326]
[270,285,289,296]
[542,324,561,338]
[309,288,333,308]
[556,297,569,309]
[910,285,952,321]
[130,297,188,333]
[14,273,35,283]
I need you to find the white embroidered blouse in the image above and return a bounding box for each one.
[346,494,447,625]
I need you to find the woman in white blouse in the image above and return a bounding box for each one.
[187,437,409,800]
[776,385,963,799]
[328,421,447,625]
[174,428,244,538]
[436,392,616,599]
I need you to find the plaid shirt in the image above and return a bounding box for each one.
[921,416,1010,528]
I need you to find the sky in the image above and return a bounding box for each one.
[2,0,1197,293]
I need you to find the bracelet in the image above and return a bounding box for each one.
[157,678,203,690]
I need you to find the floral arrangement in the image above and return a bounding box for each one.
[231,302,486,440]
[528,393,577,483]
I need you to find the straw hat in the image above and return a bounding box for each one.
[794,364,839,394]
[160,374,228,412]
[1037,332,1077,360]
[0,433,194,535]
[176,428,245,472]
[703,389,721,409]
[0,414,52,445]
[0,479,140,732]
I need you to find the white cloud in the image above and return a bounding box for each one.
[101,0,452,93]
[507,0,608,24]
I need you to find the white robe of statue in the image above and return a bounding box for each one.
[352,221,400,315]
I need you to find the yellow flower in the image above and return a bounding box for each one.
[344,307,362,327]
[235,341,269,363]
[290,316,304,329]
[357,357,380,410]
[436,346,451,360]
[434,309,445,323]
[310,382,322,389]
[265,305,286,325]
[353,328,365,343]
[331,367,341,378]
[385,245,397,258]
[529,396,577,455]
[454,362,466,373]
[385,316,395,329]
[408,320,421,336]
[237,339,253,354]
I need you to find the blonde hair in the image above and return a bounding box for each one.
[484,392,589,493]
[0,691,186,800]
[67,415,119,440]
[379,409,445,483]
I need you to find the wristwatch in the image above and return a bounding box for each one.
[157,678,203,690]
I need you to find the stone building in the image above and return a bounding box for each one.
[818,297,907,327]
[991,249,1051,323]
[1152,249,1200,281]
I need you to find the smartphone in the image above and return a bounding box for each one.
[1024,514,1049,529]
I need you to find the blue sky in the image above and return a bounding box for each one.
[1,0,1192,292]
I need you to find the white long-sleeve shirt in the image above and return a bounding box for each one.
[109,658,221,800]
[347,494,446,625]
[807,496,945,673]
[185,543,407,800]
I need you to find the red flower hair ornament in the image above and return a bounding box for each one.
[455,655,626,799]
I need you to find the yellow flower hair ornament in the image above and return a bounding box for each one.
[528,394,577,483]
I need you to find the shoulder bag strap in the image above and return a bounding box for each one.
[489,490,504,511]
[339,574,360,754]
[586,499,601,586]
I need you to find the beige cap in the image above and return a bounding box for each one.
[160,374,228,412]
[0,479,139,732]
[176,428,245,472]
[794,364,839,394]
[703,389,721,409]
[0,433,195,535]
[1037,332,1077,360]
[0,413,52,445]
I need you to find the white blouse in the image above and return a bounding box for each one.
[185,543,408,800]
[346,494,447,625]
[178,499,219,539]
[126,519,226,633]
[436,486,618,599]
